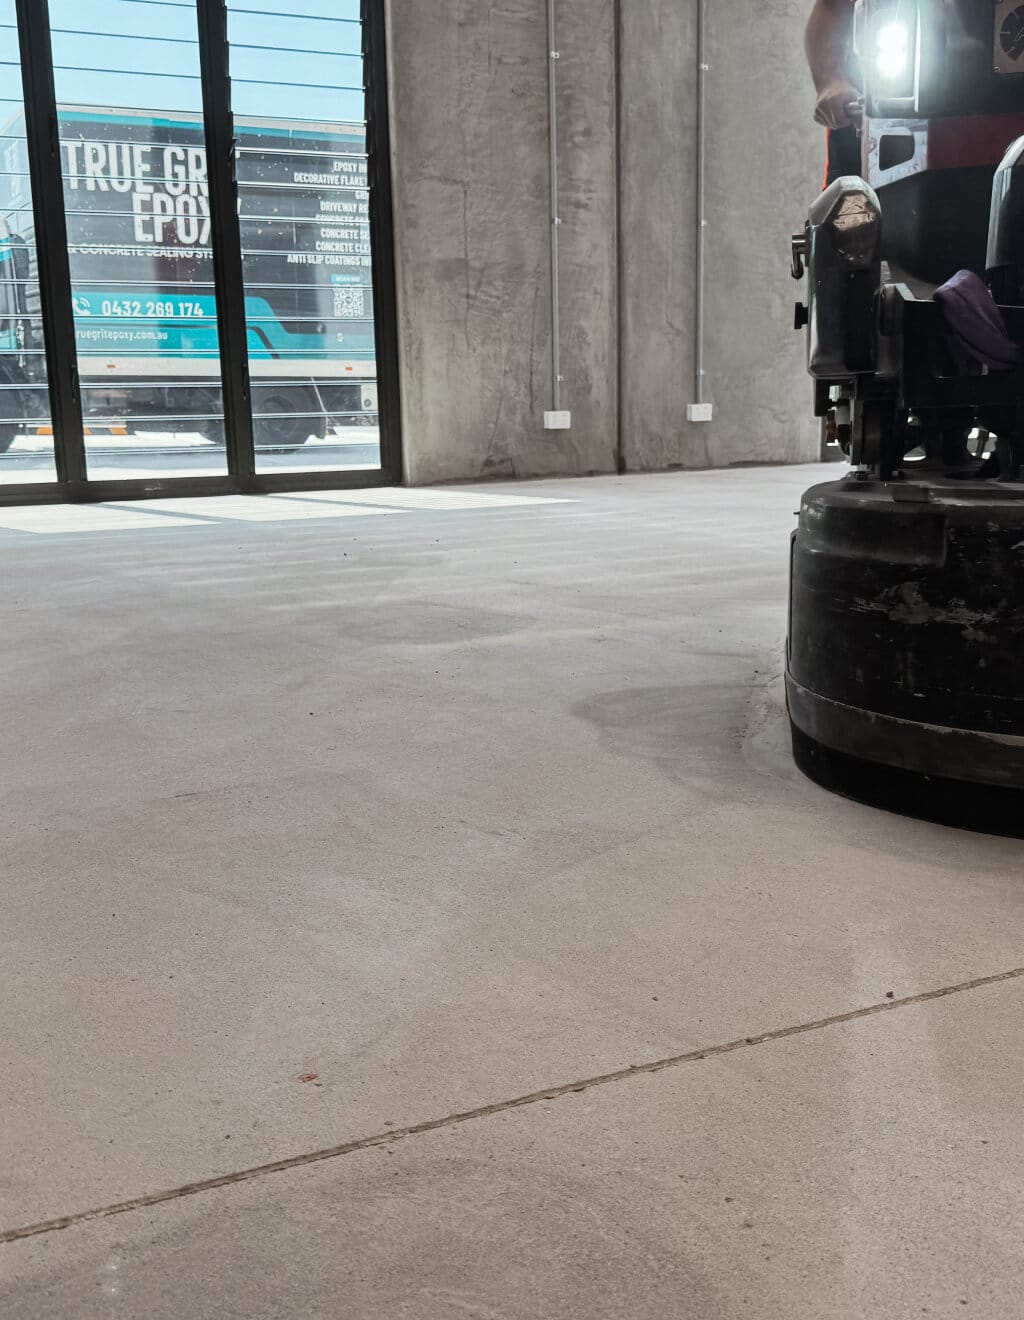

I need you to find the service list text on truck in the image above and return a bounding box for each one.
[0,107,378,451]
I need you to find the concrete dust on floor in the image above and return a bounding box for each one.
[1,467,1022,1317]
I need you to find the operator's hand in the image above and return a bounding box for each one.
[814,80,862,129]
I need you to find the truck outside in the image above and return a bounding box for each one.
[0,106,377,453]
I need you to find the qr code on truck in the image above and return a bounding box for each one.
[334,287,366,319]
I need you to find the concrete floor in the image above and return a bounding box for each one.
[1,468,1023,1318]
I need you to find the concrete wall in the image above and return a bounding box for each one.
[386,0,822,484]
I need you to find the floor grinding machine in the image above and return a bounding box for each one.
[789,0,1024,832]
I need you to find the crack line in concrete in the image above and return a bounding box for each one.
[4,964,1022,1246]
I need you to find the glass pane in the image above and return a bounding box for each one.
[0,2,56,484]
[228,0,380,474]
[50,0,227,480]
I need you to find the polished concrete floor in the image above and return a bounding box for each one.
[2,469,1023,1318]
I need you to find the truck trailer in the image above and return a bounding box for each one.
[0,106,377,452]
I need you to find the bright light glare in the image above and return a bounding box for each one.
[875,21,910,80]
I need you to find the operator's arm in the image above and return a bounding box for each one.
[806,0,859,129]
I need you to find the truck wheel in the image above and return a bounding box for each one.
[320,383,368,427]
[254,390,326,449]
[0,389,37,453]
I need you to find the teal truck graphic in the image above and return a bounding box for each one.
[0,107,377,451]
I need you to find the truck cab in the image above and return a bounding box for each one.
[0,216,41,453]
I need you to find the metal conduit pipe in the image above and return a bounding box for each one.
[547,0,563,415]
[694,0,708,407]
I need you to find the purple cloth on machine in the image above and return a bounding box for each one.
[934,270,1023,372]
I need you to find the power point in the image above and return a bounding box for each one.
[544,410,572,430]
[687,403,714,423]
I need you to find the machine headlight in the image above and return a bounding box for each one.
[875,19,911,79]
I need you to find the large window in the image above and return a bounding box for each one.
[0,0,395,498]
[228,0,379,475]
[52,0,228,481]
[0,0,56,483]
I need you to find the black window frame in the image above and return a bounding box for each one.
[0,0,401,506]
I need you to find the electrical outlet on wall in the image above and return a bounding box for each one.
[687,403,714,422]
[544,410,572,430]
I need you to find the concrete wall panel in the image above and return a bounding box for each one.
[386,0,618,485]
[620,0,822,470]
[386,0,823,482]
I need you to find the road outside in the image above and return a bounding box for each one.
[0,426,381,484]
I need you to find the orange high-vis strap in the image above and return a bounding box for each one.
[822,128,831,191]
